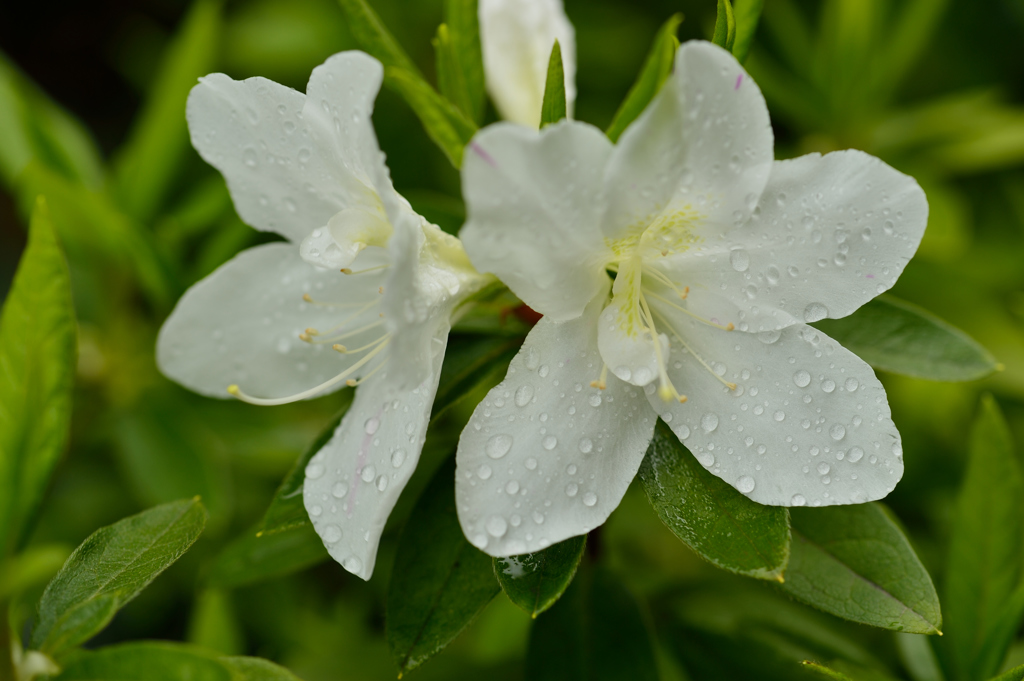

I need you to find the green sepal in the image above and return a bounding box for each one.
[540,41,567,128]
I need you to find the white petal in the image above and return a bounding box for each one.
[157,243,388,400]
[601,41,773,244]
[186,51,387,243]
[455,293,657,556]
[460,121,613,321]
[659,150,929,332]
[479,0,576,127]
[382,209,484,392]
[303,334,447,580]
[647,307,903,507]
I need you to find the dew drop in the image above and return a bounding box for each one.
[844,377,859,392]
[791,494,806,506]
[306,464,325,479]
[582,492,598,507]
[477,464,492,480]
[322,525,342,543]
[817,462,831,475]
[486,434,513,459]
[737,475,755,493]
[848,447,864,463]
[701,413,719,433]
[361,465,376,482]
[343,556,363,573]
[515,385,534,407]
[506,480,520,494]
[730,248,750,272]
[793,370,811,388]
[578,437,594,454]
[543,435,558,450]
[332,482,348,498]
[803,302,829,322]
[830,424,846,441]
[364,417,380,435]
[565,483,579,497]
[821,379,836,393]
[525,457,538,470]
[391,449,407,467]
[774,410,786,422]
[376,474,389,491]
[589,394,602,407]
[486,515,508,537]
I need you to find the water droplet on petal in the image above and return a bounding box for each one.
[515,385,534,407]
[845,377,859,392]
[737,475,755,493]
[793,370,811,388]
[791,494,806,506]
[486,516,508,537]
[486,434,513,459]
[361,465,376,482]
[322,525,342,543]
[848,447,864,463]
[364,417,380,435]
[391,449,407,467]
[582,492,597,507]
[332,482,348,498]
[376,474,389,491]
[578,438,593,454]
[730,248,750,272]
[830,424,846,440]
[701,413,720,432]
[543,435,558,450]
[343,556,363,573]
[477,464,492,480]
[565,483,578,497]
[803,302,829,322]
[306,464,325,479]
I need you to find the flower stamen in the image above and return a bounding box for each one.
[340,263,390,275]
[644,290,734,332]
[301,293,376,308]
[589,364,609,390]
[638,292,686,403]
[227,337,391,406]
[653,309,738,392]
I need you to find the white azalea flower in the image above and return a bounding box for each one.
[455,41,927,556]
[157,51,488,579]
[479,0,576,127]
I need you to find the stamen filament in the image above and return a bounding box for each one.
[302,293,377,308]
[638,293,686,403]
[333,333,390,355]
[653,310,738,391]
[642,266,691,300]
[299,300,380,342]
[590,364,609,390]
[340,263,390,275]
[307,319,386,345]
[644,290,734,332]
[228,338,391,406]
[345,358,387,387]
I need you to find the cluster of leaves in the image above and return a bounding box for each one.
[2,0,1024,679]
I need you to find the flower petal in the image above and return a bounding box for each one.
[460,120,613,321]
[659,150,929,332]
[186,51,387,243]
[157,243,388,400]
[647,305,903,507]
[303,333,447,579]
[601,41,773,245]
[456,293,657,556]
[479,0,576,127]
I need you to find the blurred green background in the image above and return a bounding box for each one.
[3,0,1024,678]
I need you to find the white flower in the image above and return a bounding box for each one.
[454,41,928,556]
[157,52,487,579]
[479,0,576,127]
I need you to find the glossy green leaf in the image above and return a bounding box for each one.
[781,503,941,634]
[112,0,221,222]
[434,25,475,124]
[993,664,1024,681]
[259,392,354,535]
[31,499,208,651]
[219,656,305,680]
[812,295,997,381]
[207,524,328,589]
[42,595,120,661]
[605,14,681,143]
[525,565,658,681]
[638,420,790,580]
[0,198,76,557]
[540,41,566,128]
[57,644,231,681]
[731,0,764,63]
[942,395,1024,681]
[712,0,737,52]
[386,458,499,675]
[383,66,477,169]
[443,0,485,124]
[335,0,420,74]
[431,334,520,422]
[494,536,586,618]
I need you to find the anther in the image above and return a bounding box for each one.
[681,286,689,300]
[725,323,735,331]
[346,379,357,386]
[298,332,312,342]
[340,268,352,274]
[227,384,240,396]
[378,286,384,294]
[302,293,313,302]
[333,344,347,352]
[305,327,319,336]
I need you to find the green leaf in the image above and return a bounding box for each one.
[431,335,520,422]
[540,41,567,128]
[942,395,1024,681]
[638,420,790,580]
[56,643,231,681]
[42,595,120,661]
[443,0,485,124]
[259,392,354,535]
[731,0,764,62]
[386,458,499,674]
[220,656,305,681]
[525,565,658,681]
[801,661,856,681]
[112,0,222,222]
[434,25,476,124]
[383,66,477,168]
[494,536,586,618]
[781,503,941,635]
[31,499,208,651]
[712,0,737,52]
[335,0,420,74]
[56,643,307,681]
[993,664,1024,681]
[0,198,76,557]
[207,524,328,589]
[605,14,681,143]
[811,295,998,381]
